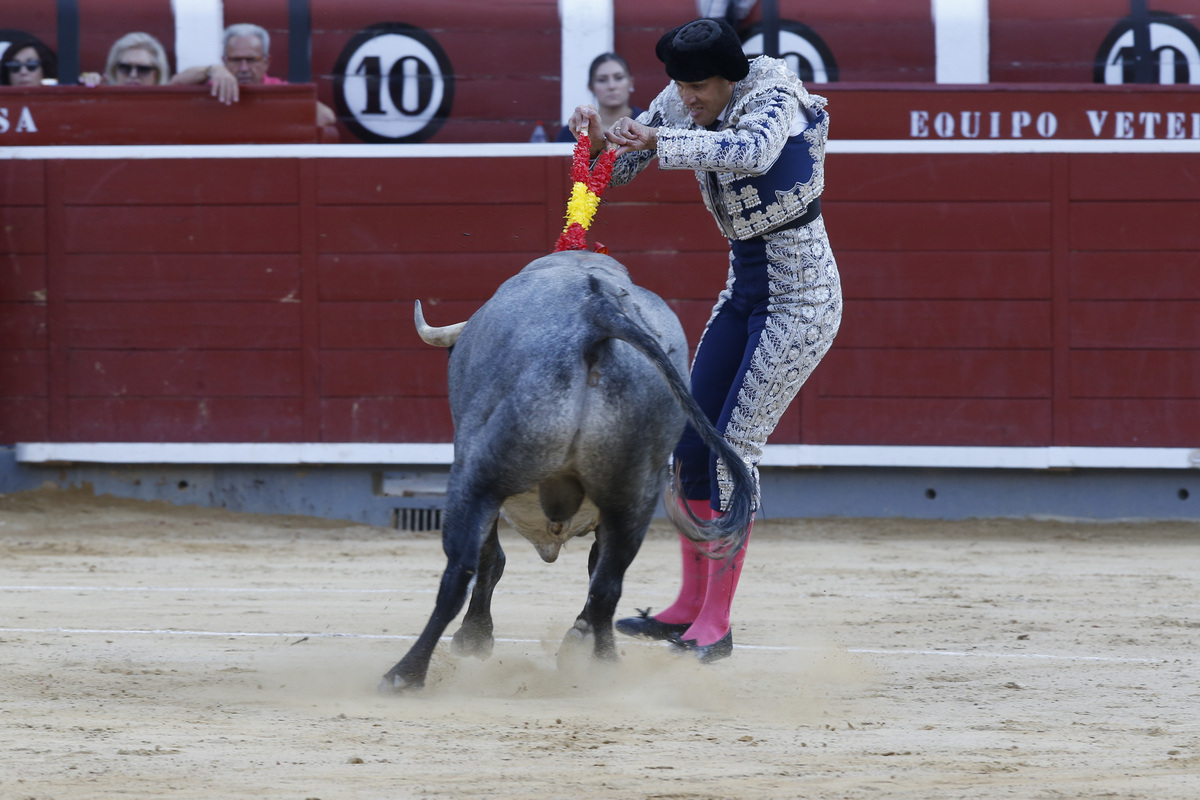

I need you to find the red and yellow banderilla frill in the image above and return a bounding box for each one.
[553,133,618,252]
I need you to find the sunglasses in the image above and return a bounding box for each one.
[5,59,41,73]
[117,62,157,77]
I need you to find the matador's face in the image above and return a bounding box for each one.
[672,76,736,129]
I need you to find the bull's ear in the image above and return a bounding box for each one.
[414,300,467,348]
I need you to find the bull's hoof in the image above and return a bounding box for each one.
[556,619,593,670]
[377,669,425,694]
[450,625,494,659]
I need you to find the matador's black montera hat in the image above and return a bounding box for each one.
[655,18,750,83]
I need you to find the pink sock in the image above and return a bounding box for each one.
[654,499,718,625]
[681,522,752,646]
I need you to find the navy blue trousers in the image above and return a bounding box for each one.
[674,237,772,506]
[672,216,843,511]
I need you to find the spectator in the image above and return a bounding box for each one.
[556,52,642,143]
[79,32,171,87]
[171,23,335,127]
[1,37,57,86]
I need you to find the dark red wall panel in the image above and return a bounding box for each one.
[62,254,300,302]
[320,301,482,350]
[66,351,302,397]
[594,204,730,252]
[0,162,44,206]
[616,253,730,303]
[1069,252,1200,301]
[829,202,1053,252]
[0,399,48,442]
[1071,202,1200,251]
[1,304,47,349]
[320,397,454,443]
[317,254,536,303]
[0,208,46,254]
[0,350,47,396]
[1071,351,1200,398]
[0,254,47,302]
[837,251,1053,300]
[810,398,1052,446]
[820,349,1052,398]
[1067,400,1200,447]
[61,160,299,205]
[65,302,300,349]
[1071,154,1200,201]
[320,350,450,397]
[64,206,300,254]
[1071,301,1200,349]
[837,300,1052,349]
[989,0,1131,83]
[315,159,553,205]
[67,398,305,442]
[318,205,550,254]
[827,154,1053,202]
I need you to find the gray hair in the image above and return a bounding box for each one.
[224,23,270,57]
[105,32,171,85]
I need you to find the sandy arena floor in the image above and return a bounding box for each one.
[2,486,1199,799]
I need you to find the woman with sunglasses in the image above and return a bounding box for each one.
[0,38,58,86]
[77,32,171,87]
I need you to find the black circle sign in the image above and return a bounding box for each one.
[740,21,838,83]
[333,23,455,143]
[1094,12,1200,84]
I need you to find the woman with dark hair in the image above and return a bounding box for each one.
[555,52,643,142]
[1,38,58,86]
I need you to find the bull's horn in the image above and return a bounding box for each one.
[414,300,466,348]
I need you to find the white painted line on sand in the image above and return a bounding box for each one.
[0,626,1161,663]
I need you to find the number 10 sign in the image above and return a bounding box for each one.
[333,23,455,143]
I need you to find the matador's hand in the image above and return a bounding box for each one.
[604,117,657,156]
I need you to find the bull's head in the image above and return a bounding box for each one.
[414,301,466,348]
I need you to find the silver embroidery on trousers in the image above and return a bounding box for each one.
[707,217,842,510]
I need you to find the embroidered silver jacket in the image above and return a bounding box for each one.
[611,56,828,241]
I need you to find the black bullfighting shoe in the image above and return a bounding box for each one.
[669,630,734,664]
[614,608,691,641]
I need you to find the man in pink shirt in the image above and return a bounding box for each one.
[172,23,335,127]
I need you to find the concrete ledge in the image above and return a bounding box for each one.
[17,442,1200,470]
[5,446,1200,524]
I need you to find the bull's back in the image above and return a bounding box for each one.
[446,253,689,483]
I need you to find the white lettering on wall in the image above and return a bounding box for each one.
[934,111,955,137]
[910,110,929,137]
[15,106,36,133]
[911,107,1200,139]
[1114,111,1135,138]
[1011,110,1032,138]
[961,111,981,138]
[1139,111,1162,138]
[1167,112,1187,138]
[0,106,37,134]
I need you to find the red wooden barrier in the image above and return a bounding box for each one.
[2,85,1199,450]
[0,86,329,145]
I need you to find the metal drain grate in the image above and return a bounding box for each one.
[392,507,443,532]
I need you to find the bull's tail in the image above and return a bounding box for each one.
[582,276,752,559]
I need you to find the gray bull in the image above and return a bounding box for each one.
[380,250,753,691]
